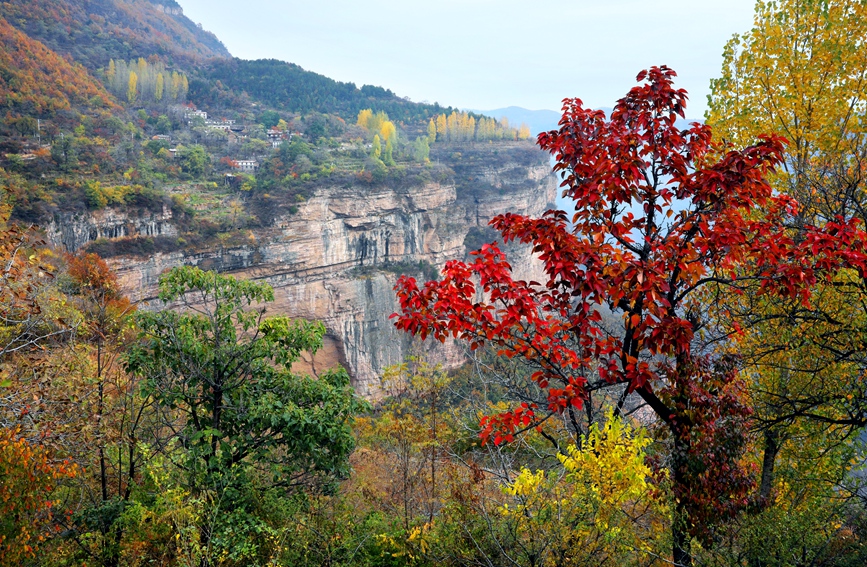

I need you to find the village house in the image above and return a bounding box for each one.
[206,123,232,132]
[267,128,285,147]
[206,119,236,131]
[184,109,208,122]
[224,173,242,188]
[233,159,259,172]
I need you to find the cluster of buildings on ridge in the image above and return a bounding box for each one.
[151,106,301,175]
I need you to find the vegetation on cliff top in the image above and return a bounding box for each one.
[0,0,538,259]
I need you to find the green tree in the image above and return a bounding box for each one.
[372,134,382,160]
[127,267,365,564]
[155,114,172,135]
[383,137,395,166]
[305,115,327,143]
[412,136,430,163]
[278,138,313,163]
[51,135,76,171]
[12,116,37,137]
[155,73,164,102]
[178,145,209,178]
[259,110,280,129]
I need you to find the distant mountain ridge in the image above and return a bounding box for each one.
[472,106,704,136]
[468,107,562,136]
[0,0,454,124]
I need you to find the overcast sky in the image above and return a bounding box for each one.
[176,0,758,118]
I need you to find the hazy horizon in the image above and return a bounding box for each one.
[175,0,757,117]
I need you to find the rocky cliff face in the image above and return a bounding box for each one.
[46,206,178,253]
[48,143,557,397]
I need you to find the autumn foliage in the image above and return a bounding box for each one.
[0,17,117,115]
[393,66,867,562]
[396,66,865,436]
[0,0,228,72]
[0,429,76,566]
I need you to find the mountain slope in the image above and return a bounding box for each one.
[0,17,118,115]
[197,58,453,123]
[0,0,229,71]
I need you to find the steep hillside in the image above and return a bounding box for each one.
[196,58,453,124]
[0,0,229,71]
[0,0,558,392]
[0,17,118,115]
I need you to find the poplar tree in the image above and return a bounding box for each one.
[707,0,867,527]
[154,73,164,102]
[427,118,437,143]
[384,137,395,166]
[127,72,137,105]
[436,114,447,142]
[380,120,396,143]
[357,108,373,129]
[372,134,382,159]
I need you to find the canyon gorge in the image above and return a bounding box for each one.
[46,142,557,396]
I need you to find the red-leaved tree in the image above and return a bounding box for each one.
[392,66,867,565]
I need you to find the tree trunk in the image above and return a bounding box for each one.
[757,428,780,507]
[672,432,692,567]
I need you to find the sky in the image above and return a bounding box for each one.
[176,0,758,118]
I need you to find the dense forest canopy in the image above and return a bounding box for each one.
[198,58,455,123]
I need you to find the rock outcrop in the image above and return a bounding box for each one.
[46,205,178,253]
[48,143,557,397]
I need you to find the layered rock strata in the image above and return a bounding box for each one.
[48,144,558,396]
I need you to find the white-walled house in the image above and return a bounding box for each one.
[233,160,259,172]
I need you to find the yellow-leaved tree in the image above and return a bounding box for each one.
[435,114,447,143]
[707,1,867,561]
[708,0,867,218]
[356,108,373,130]
[380,120,396,143]
[429,409,668,567]
[127,71,137,105]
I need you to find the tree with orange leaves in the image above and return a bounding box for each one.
[0,428,76,567]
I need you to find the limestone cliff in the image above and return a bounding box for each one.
[47,143,557,396]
